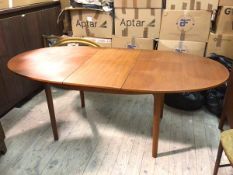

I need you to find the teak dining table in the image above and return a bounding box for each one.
[8,47,229,158]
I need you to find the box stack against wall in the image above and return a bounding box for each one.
[158,0,218,56]
[112,0,163,50]
[206,0,233,60]
[59,0,113,47]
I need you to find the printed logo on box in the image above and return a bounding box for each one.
[120,19,156,27]
[147,19,155,27]
[76,20,108,28]
[176,16,195,32]
[225,8,233,15]
[99,21,107,28]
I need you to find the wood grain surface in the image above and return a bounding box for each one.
[122,51,229,93]
[64,49,140,90]
[8,47,98,84]
[8,47,229,93]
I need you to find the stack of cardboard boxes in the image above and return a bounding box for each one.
[59,0,113,47]
[58,0,232,59]
[59,0,163,50]
[112,0,162,50]
[158,0,219,56]
[206,0,233,59]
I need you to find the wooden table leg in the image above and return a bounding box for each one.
[152,93,165,158]
[45,85,59,141]
[80,90,85,108]
[213,143,223,175]
[160,94,165,119]
[219,113,226,131]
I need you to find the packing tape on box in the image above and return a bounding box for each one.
[196,1,201,10]
[171,3,188,10]
[122,28,128,37]
[190,0,195,10]
[147,0,151,8]
[196,1,213,10]
[143,28,148,38]
[177,41,185,53]
[171,4,176,9]
[207,3,213,10]
[121,0,151,8]
[94,11,100,20]
[122,8,126,14]
[78,11,83,20]
[216,35,223,47]
[135,9,139,19]
[169,1,213,10]
[151,9,155,16]
[131,37,136,46]
[133,0,137,7]
[180,30,186,41]
[122,0,127,7]
[182,3,187,10]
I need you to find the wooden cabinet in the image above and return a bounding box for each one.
[0,2,62,117]
[0,66,10,116]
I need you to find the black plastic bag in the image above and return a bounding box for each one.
[165,92,205,111]
[203,53,232,116]
[165,54,232,113]
[203,85,226,116]
[208,53,232,72]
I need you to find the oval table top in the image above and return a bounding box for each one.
[8,47,229,94]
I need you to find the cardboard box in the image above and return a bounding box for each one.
[160,10,211,42]
[166,0,219,10]
[206,33,233,60]
[0,0,8,9]
[216,6,233,34]
[112,37,154,50]
[219,0,233,6]
[83,37,112,47]
[60,0,70,9]
[158,40,206,56]
[68,8,113,38]
[114,0,162,8]
[54,35,112,47]
[115,9,162,38]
